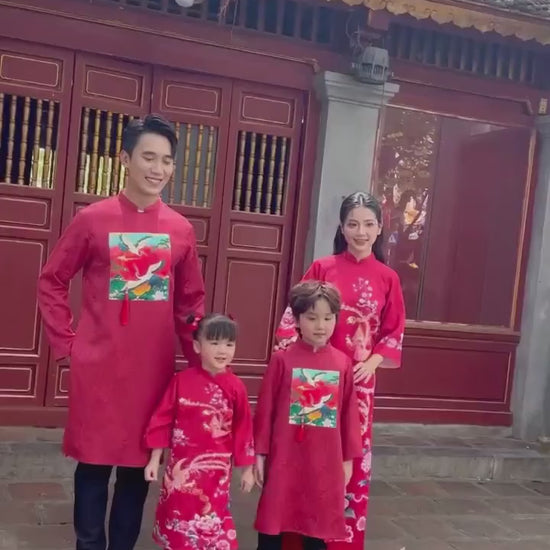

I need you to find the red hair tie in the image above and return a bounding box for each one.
[184,313,202,332]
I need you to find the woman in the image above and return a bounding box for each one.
[276,192,405,549]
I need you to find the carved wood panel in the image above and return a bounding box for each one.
[0,39,73,411]
[45,54,153,406]
[213,81,305,401]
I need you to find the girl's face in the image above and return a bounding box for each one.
[193,336,236,374]
[341,206,381,259]
[296,298,337,349]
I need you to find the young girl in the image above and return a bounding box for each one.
[144,313,255,550]
[254,282,362,550]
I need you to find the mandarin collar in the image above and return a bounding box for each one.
[294,338,332,354]
[118,191,162,213]
[341,250,376,265]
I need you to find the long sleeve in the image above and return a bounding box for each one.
[231,381,255,467]
[373,271,406,368]
[144,374,178,449]
[254,354,284,455]
[340,361,362,461]
[275,260,323,346]
[174,226,205,367]
[37,210,91,361]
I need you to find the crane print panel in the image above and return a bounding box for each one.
[108,232,172,301]
[289,368,340,428]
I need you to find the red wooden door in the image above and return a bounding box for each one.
[213,81,305,400]
[43,52,306,407]
[0,39,73,420]
[45,53,153,406]
[150,66,233,327]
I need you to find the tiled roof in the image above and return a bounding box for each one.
[466,0,550,19]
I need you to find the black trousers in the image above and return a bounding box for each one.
[74,462,149,550]
[257,533,326,550]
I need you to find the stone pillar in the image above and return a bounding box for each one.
[306,71,398,264]
[513,116,550,441]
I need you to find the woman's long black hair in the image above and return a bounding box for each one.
[333,191,385,263]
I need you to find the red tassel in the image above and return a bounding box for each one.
[296,419,305,442]
[120,291,129,326]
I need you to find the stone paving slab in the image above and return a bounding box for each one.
[3,426,550,483]
[3,479,550,549]
[3,426,550,548]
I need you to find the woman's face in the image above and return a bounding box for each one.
[341,206,381,259]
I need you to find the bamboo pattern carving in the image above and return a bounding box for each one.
[244,132,257,212]
[234,131,246,210]
[231,131,290,215]
[255,134,267,213]
[168,121,180,204]
[78,107,90,193]
[113,113,124,195]
[5,96,17,183]
[88,110,101,195]
[192,124,204,207]
[0,94,60,186]
[265,136,277,212]
[275,137,288,215]
[204,126,215,207]
[101,111,113,196]
[42,100,56,189]
[18,97,31,185]
[181,123,192,204]
[31,99,43,186]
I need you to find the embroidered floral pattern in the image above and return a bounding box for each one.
[108,232,171,301]
[151,372,252,550]
[274,257,405,548]
[160,512,234,550]
[289,368,340,428]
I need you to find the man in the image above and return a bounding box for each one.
[38,114,205,550]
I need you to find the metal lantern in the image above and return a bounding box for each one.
[351,45,390,85]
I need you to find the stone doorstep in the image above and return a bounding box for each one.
[1,425,550,482]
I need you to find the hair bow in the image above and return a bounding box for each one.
[184,313,203,332]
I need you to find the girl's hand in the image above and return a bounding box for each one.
[144,449,163,482]
[240,466,255,493]
[144,460,159,482]
[353,354,383,384]
[254,455,266,488]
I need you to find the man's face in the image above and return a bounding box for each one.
[120,132,174,199]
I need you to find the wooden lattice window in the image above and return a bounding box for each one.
[0,93,60,187]
[232,131,290,215]
[165,123,217,207]
[87,0,351,52]
[76,108,218,207]
[77,108,133,196]
[388,23,543,87]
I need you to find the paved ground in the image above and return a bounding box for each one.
[3,478,550,549]
[2,426,550,549]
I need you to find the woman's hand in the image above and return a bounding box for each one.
[240,466,255,493]
[273,337,297,352]
[353,354,384,384]
[343,460,353,487]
